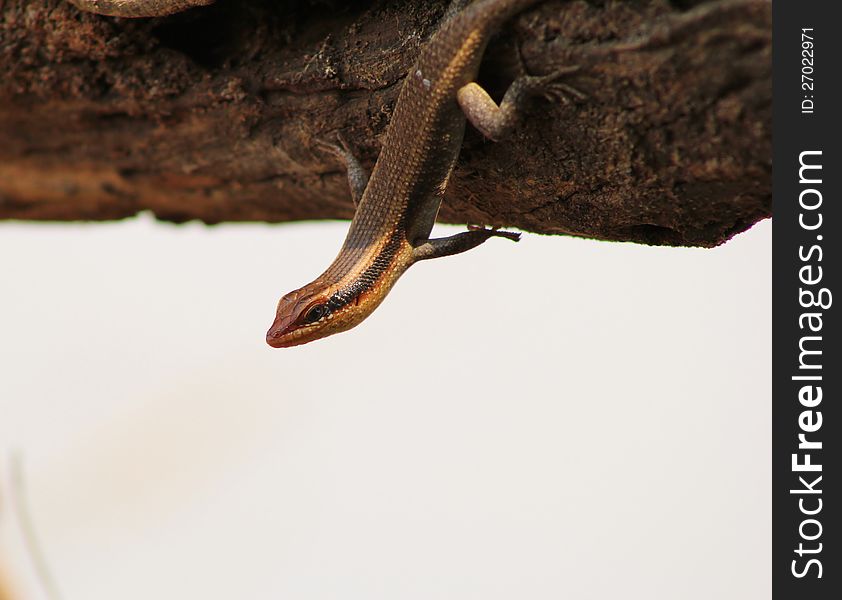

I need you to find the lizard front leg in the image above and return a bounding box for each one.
[317,134,370,207]
[412,228,520,262]
[457,65,585,141]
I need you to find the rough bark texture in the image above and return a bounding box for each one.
[0,0,771,247]
[66,1,215,18]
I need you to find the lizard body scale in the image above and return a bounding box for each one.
[267,0,576,348]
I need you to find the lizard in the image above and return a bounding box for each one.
[267,0,582,348]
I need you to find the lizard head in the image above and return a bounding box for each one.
[267,236,413,348]
[266,286,337,348]
[265,282,382,348]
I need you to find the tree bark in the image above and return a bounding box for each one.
[0,0,771,247]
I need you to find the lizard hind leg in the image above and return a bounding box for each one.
[457,65,585,141]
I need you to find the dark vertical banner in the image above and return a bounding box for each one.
[773,2,840,598]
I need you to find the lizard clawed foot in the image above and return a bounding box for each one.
[523,66,587,105]
[314,131,353,158]
[541,80,588,105]
[467,224,521,242]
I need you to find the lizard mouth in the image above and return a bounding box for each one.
[266,326,302,348]
[266,328,288,348]
[266,314,324,348]
[266,316,299,348]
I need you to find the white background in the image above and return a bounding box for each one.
[1,216,770,599]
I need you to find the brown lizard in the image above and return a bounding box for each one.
[267,0,581,347]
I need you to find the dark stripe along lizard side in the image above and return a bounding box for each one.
[267,0,580,348]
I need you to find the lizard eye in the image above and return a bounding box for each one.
[302,303,329,324]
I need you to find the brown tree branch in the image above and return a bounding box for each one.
[0,0,771,247]
[66,0,214,18]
